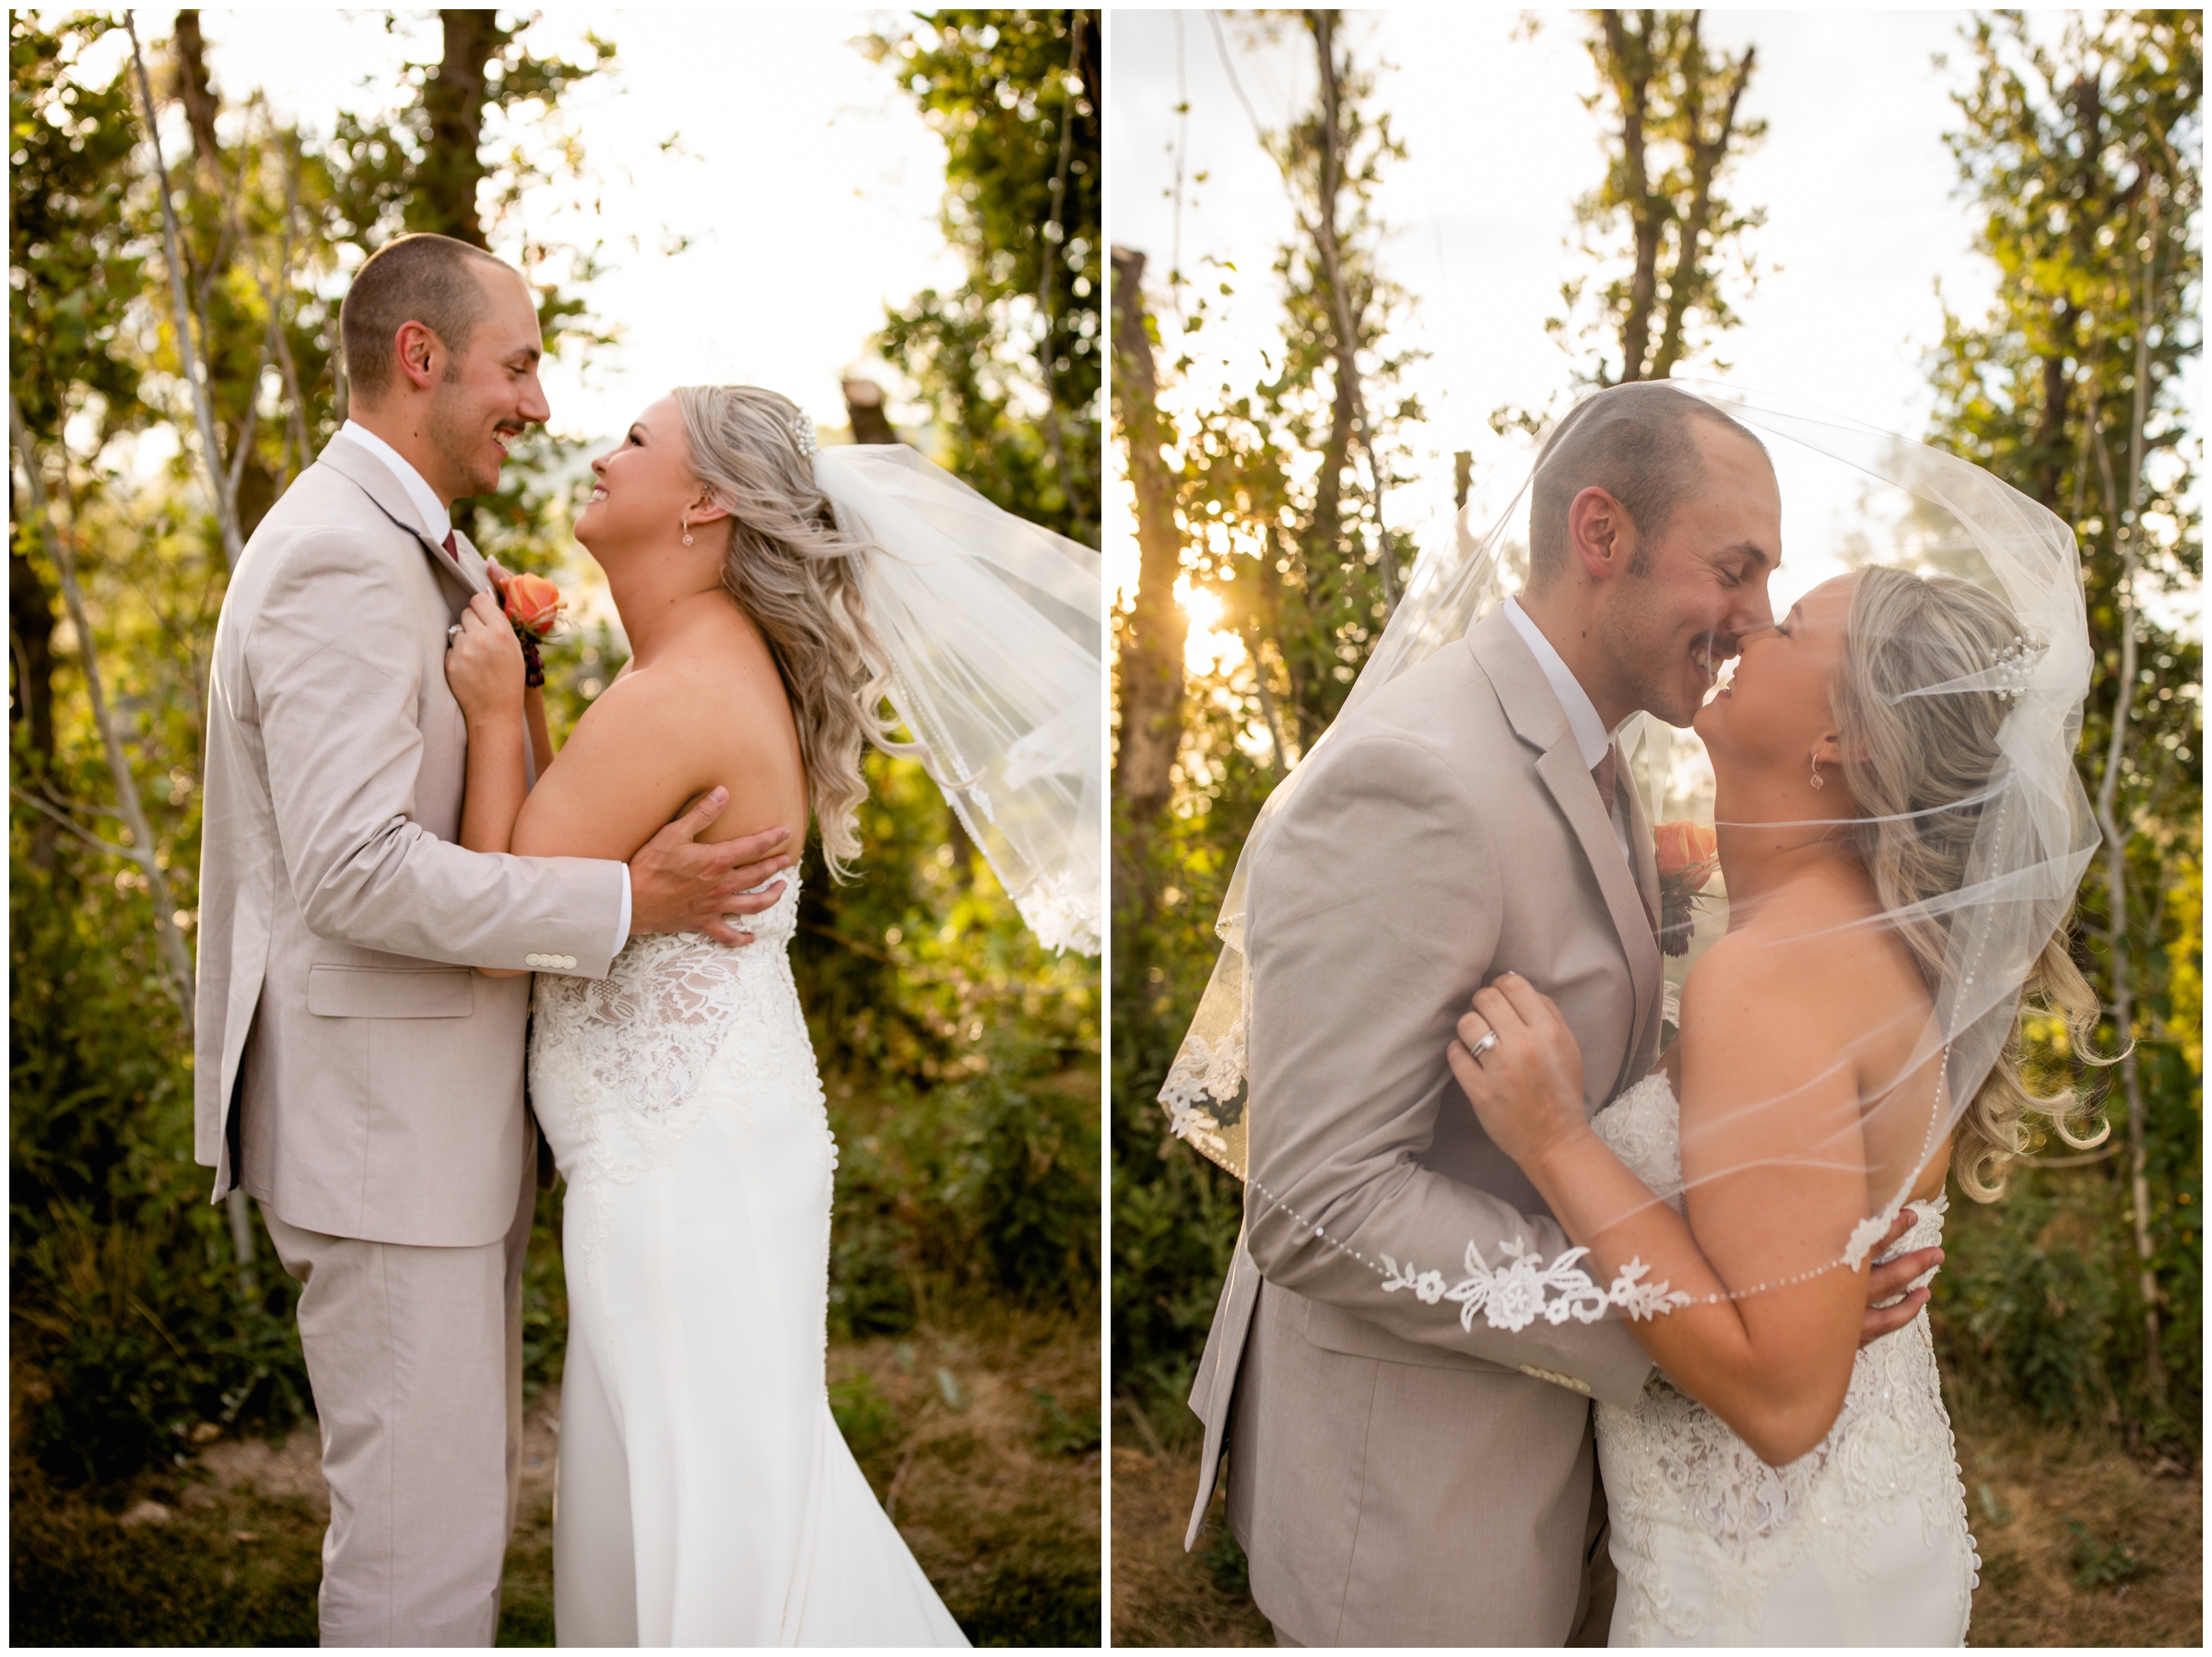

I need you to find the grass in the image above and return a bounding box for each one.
[9,1307,1099,1647]
[1108,1386,2200,1647]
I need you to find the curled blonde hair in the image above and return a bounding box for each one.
[673,384,908,879]
[1833,565,2108,1200]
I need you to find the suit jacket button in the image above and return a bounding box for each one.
[524,953,544,968]
[560,955,576,970]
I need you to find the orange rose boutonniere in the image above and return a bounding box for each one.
[488,564,566,688]
[1653,820,1719,957]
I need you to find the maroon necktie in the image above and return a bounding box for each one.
[1595,743,1660,937]
[1592,745,1618,817]
[441,531,459,561]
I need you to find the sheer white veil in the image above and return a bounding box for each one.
[813,443,1102,956]
[1160,380,2100,1306]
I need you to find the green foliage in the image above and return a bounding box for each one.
[11,11,1099,1539]
[9,1470,326,1645]
[828,1370,900,1460]
[868,9,1101,546]
[9,14,146,444]
[1935,1176,2123,1425]
[802,752,1100,1334]
[1532,9,1767,393]
[1110,18,1417,1430]
[1924,10,2202,1440]
[2065,1513,2147,1589]
[1030,1386,1101,1457]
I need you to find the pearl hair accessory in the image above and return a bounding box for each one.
[1989,633,2044,703]
[787,413,818,460]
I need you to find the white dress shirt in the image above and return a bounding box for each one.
[333,420,633,951]
[1501,597,1633,864]
[336,419,452,545]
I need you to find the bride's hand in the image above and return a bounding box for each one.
[444,592,525,724]
[1447,972,1590,1174]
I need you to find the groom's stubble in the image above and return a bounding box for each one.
[1583,425,1782,730]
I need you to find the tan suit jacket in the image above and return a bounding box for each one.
[194,435,626,1248]
[1187,605,1665,1644]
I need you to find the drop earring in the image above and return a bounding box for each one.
[1808,756,1826,791]
[680,514,694,547]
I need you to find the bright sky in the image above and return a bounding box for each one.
[1106,7,2020,618]
[171,8,963,445]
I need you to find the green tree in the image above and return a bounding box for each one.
[1922,9,2201,1444]
[868,9,1101,546]
[7,7,619,1486]
[1500,8,1766,428]
[1110,12,1427,1430]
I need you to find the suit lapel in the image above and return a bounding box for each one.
[316,437,488,605]
[1468,608,1664,1100]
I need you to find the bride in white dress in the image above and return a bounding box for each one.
[1450,565,2103,1645]
[441,384,1098,1645]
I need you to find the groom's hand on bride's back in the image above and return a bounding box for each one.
[1859,1207,1942,1346]
[629,787,794,947]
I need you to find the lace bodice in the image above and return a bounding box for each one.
[529,875,831,1277]
[1590,1072,1977,1644]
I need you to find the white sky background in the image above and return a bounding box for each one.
[176,8,963,446]
[1105,7,2191,631]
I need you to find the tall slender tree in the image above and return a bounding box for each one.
[1926,9,2201,1426]
[1504,9,1765,419]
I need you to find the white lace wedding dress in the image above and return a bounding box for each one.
[528,875,969,1647]
[1589,1073,1979,1646]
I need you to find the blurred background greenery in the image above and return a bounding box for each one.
[11,7,1100,1645]
[1109,10,2197,1645]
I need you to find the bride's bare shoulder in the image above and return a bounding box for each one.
[1677,884,1927,1073]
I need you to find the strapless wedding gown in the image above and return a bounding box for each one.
[528,876,968,1647]
[1589,1074,1979,1646]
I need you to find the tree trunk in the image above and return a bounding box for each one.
[841,379,900,446]
[1034,10,1086,539]
[1599,11,1661,384]
[1109,247,1185,828]
[1304,9,1394,613]
[412,10,504,246]
[171,11,222,179]
[127,15,243,569]
[1647,36,1756,379]
[8,484,61,873]
[2089,219,2164,1403]
[12,394,264,1299]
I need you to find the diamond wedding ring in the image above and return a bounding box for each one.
[1466,1028,1500,1064]
[448,624,462,642]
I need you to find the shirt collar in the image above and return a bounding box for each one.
[1502,596,1613,770]
[336,419,452,544]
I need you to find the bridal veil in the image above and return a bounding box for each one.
[1160,382,2101,1316]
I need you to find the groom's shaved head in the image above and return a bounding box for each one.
[341,233,515,403]
[1526,383,1768,593]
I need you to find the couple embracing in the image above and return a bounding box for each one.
[195,232,1099,1646]
[1166,382,2102,1645]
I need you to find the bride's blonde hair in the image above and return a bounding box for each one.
[673,384,908,879]
[1833,565,2108,1199]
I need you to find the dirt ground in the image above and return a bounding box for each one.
[10,1310,1099,1647]
[1110,1392,2201,1648]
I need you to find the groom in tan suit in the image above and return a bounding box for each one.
[1184,383,1940,1645]
[195,234,789,1645]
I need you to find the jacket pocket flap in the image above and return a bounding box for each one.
[307,966,475,1018]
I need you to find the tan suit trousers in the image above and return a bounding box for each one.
[262,1144,535,1646]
